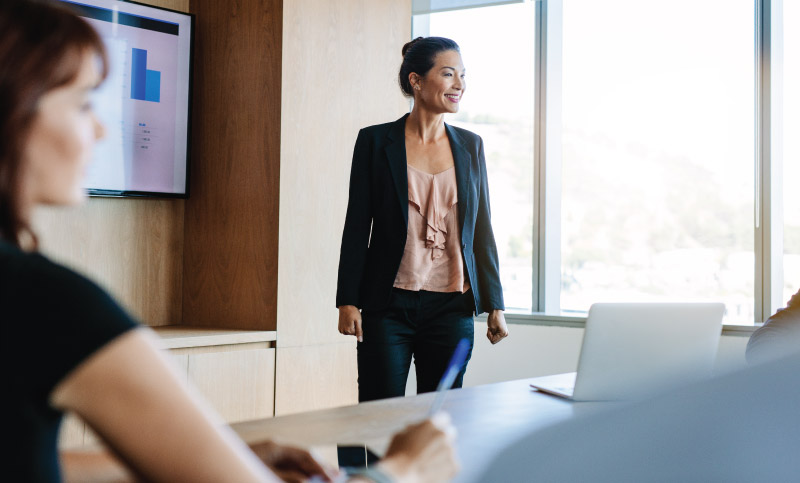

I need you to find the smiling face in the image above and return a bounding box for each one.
[411,49,466,114]
[20,52,105,210]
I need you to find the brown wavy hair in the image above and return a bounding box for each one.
[0,0,108,248]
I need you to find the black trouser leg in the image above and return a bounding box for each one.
[414,290,475,394]
[357,296,415,402]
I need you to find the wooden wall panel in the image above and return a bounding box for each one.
[150,0,189,11]
[182,0,282,330]
[275,0,410,414]
[275,343,358,416]
[33,199,184,327]
[277,0,410,347]
[31,0,189,328]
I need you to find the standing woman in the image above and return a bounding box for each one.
[337,37,509,402]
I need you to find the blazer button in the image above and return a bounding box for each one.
[462,243,466,250]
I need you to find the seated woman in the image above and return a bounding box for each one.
[746,289,800,365]
[0,1,458,481]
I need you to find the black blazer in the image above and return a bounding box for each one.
[336,114,504,315]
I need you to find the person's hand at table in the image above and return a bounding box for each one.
[375,412,459,483]
[486,309,509,344]
[338,305,363,342]
[249,440,338,482]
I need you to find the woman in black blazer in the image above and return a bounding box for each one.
[337,37,508,402]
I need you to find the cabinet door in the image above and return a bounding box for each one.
[187,348,275,423]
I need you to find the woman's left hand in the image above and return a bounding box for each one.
[486,310,509,344]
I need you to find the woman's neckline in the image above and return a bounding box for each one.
[406,163,455,176]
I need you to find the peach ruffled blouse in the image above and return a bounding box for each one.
[393,164,470,293]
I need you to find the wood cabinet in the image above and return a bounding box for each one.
[58,327,276,449]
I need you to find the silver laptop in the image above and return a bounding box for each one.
[529,303,724,401]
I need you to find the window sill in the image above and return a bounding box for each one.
[475,311,759,337]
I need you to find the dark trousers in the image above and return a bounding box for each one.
[357,288,475,402]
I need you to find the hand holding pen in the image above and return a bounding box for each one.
[323,414,459,483]
[318,340,468,482]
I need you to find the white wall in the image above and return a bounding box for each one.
[406,322,750,394]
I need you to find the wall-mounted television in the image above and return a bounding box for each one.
[61,0,194,198]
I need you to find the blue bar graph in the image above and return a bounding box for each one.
[131,48,147,100]
[130,48,161,103]
[145,70,161,102]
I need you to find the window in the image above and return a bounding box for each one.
[560,0,755,323]
[414,0,792,324]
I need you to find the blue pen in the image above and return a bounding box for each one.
[427,338,471,417]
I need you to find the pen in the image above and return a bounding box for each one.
[428,338,470,418]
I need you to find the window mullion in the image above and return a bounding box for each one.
[533,0,562,314]
[755,0,784,322]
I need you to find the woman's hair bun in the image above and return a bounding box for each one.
[402,37,425,58]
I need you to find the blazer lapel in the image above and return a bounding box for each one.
[445,123,472,234]
[385,114,410,227]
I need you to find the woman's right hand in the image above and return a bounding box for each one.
[377,413,460,483]
[338,305,363,342]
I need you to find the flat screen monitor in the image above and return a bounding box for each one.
[61,0,193,198]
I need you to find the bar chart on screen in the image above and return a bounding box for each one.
[130,48,161,103]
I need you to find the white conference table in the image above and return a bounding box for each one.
[232,378,613,482]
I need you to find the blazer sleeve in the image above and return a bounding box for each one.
[336,129,372,308]
[473,136,505,311]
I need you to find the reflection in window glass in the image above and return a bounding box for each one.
[420,3,536,310]
[560,0,755,323]
[783,0,800,303]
